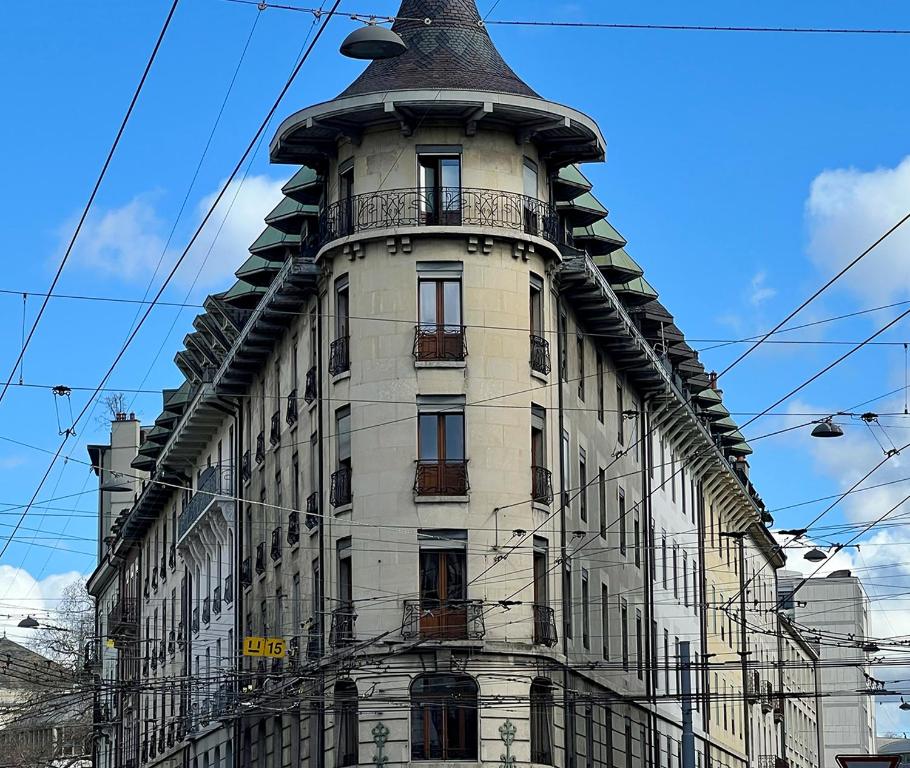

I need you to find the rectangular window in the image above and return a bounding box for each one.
[596,353,604,422]
[618,488,626,556]
[635,609,643,680]
[577,335,585,401]
[671,452,677,502]
[417,274,463,361]
[682,551,689,607]
[563,562,573,641]
[558,310,568,381]
[418,153,462,225]
[529,278,544,338]
[579,449,587,522]
[418,546,467,640]
[620,598,628,671]
[659,437,666,487]
[663,628,670,693]
[339,165,354,235]
[331,276,350,376]
[336,407,351,471]
[672,545,679,598]
[616,381,624,445]
[633,512,641,569]
[675,637,681,696]
[601,584,609,661]
[662,534,667,587]
[416,408,466,496]
[581,570,590,650]
[598,468,607,539]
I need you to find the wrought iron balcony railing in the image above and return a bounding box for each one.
[255,542,266,575]
[151,563,158,590]
[213,585,222,615]
[241,449,252,482]
[286,388,299,426]
[414,460,469,496]
[255,431,265,464]
[531,465,553,505]
[178,463,233,541]
[530,334,551,375]
[269,410,281,446]
[330,603,357,649]
[270,527,282,561]
[305,492,319,529]
[304,366,317,404]
[202,597,211,625]
[192,607,199,634]
[288,509,300,545]
[532,604,558,647]
[168,543,176,570]
[319,187,560,247]
[159,553,167,582]
[151,644,158,671]
[240,557,252,589]
[401,599,485,641]
[168,629,176,656]
[107,597,138,637]
[329,336,350,377]
[331,465,353,508]
[414,324,467,362]
[224,573,234,604]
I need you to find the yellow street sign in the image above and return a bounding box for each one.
[242,636,286,659]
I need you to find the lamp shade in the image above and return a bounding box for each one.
[803,548,828,563]
[811,420,844,438]
[17,615,39,629]
[340,25,408,60]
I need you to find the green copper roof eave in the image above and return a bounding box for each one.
[265,197,319,232]
[236,255,284,286]
[131,455,156,472]
[553,164,593,200]
[705,402,731,419]
[574,218,627,255]
[711,417,740,434]
[613,276,658,303]
[222,280,267,309]
[163,381,193,411]
[249,226,301,255]
[728,441,753,456]
[593,250,643,280]
[556,192,608,225]
[693,387,722,404]
[146,425,171,444]
[281,166,322,204]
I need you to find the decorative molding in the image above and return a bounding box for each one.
[343,241,364,261]
[499,720,516,768]
[467,235,494,255]
[371,722,389,767]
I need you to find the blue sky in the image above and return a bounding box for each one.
[2,0,910,732]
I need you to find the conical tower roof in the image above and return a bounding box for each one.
[340,0,537,98]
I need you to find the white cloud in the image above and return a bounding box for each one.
[67,174,288,292]
[806,155,910,304]
[0,567,84,646]
[749,270,776,307]
[0,454,26,470]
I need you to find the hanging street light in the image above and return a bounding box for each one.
[340,22,408,60]
[811,419,844,439]
[17,615,39,629]
[803,548,828,563]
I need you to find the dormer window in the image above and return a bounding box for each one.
[419,150,462,226]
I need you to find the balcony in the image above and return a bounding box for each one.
[151,564,158,590]
[306,631,322,660]
[158,640,166,664]
[255,431,265,464]
[286,388,299,426]
[202,597,211,625]
[177,621,185,648]
[192,607,200,634]
[305,492,319,529]
[756,757,789,768]
[143,577,150,599]
[168,543,176,570]
[530,334,551,375]
[330,603,357,649]
[531,466,553,505]
[401,599,485,641]
[240,557,252,589]
[329,336,350,377]
[533,604,558,647]
[241,449,252,483]
[304,366,317,404]
[414,325,467,362]
[414,460,469,497]
[107,597,138,638]
[288,636,300,668]
[330,466,353,508]
[255,542,266,575]
[270,527,282,562]
[224,573,234,604]
[151,644,158,671]
[168,629,176,656]
[213,586,222,615]
[318,187,560,248]
[159,553,167,581]
[177,464,233,542]
[288,509,300,545]
[269,410,281,446]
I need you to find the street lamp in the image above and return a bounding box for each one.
[17,615,39,629]
[340,22,408,60]
[811,419,844,439]
[803,548,828,563]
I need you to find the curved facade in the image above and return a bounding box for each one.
[86,3,825,768]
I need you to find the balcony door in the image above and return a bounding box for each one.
[339,166,354,236]
[417,412,466,496]
[419,155,461,226]
[419,550,466,638]
[418,278,463,360]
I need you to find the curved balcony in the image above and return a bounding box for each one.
[317,187,561,251]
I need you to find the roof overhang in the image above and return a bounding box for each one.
[270,89,606,169]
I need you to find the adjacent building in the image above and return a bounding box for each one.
[86,1,828,767]
[779,569,875,767]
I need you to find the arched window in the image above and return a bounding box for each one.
[411,674,478,760]
[335,680,358,767]
[530,678,554,764]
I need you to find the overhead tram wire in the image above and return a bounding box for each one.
[0,0,181,409]
[221,1,910,36]
[0,0,344,563]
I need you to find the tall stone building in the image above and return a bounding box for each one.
[87,1,825,767]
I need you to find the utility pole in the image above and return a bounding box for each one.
[681,640,696,768]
